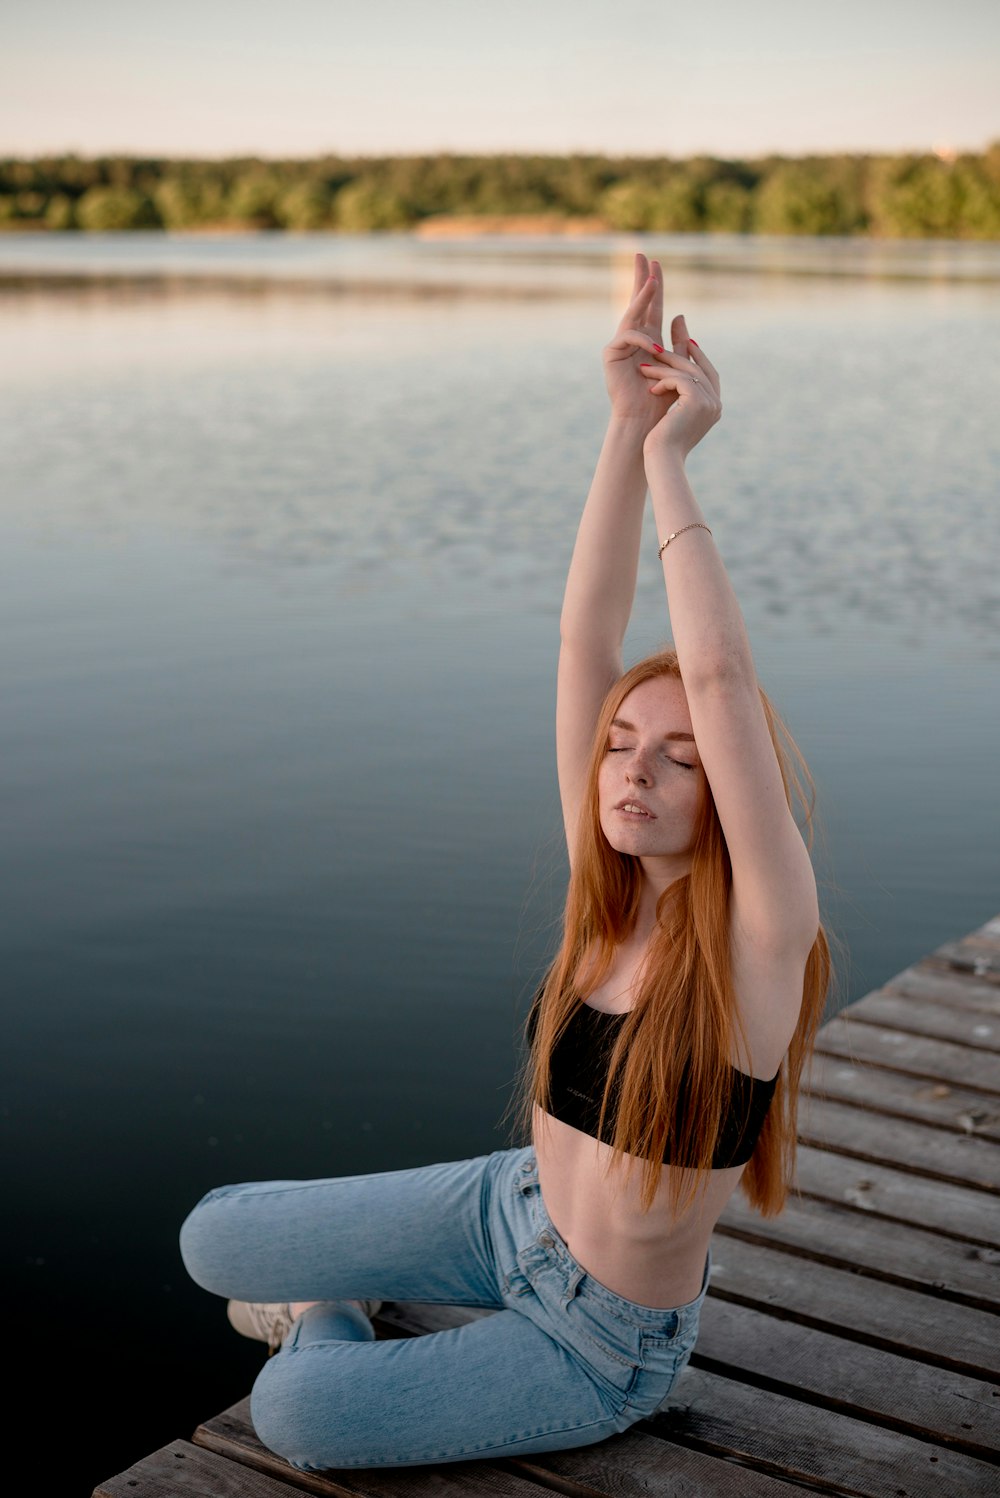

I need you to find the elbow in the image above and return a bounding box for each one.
[681,654,757,696]
[558,619,623,662]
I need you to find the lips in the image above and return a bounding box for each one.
[616,799,656,818]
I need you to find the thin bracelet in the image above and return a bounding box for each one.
[658,522,712,559]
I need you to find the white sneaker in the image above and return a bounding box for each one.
[226,1298,383,1354]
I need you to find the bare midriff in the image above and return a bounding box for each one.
[532,1102,746,1310]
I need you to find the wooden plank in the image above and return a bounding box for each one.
[691,1296,1000,1460]
[795,1142,1000,1244]
[92,1439,304,1497]
[801,1049,1000,1141]
[508,1428,824,1495]
[718,1187,1000,1310]
[647,1367,1000,1498]
[883,962,1000,1014]
[846,989,1000,1052]
[797,1092,1000,1192]
[935,937,1000,976]
[199,1394,825,1498]
[375,1302,494,1337]
[814,1015,1000,1094]
[707,1234,999,1378]
[195,1398,561,1497]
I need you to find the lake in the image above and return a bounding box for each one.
[1,230,998,1492]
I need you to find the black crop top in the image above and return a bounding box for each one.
[528,997,779,1169]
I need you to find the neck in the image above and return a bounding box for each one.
[634,855,689,941]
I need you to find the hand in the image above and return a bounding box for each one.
[602,253,679,434]
[638,315,722,463]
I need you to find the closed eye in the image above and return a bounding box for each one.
[608,745,697,771]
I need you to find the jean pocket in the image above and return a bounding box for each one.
[619,1329,695,1418]
[633,1310,683,1344]
[562,1288,646,1374]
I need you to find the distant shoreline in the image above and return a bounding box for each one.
[414,214,608,237]
[0,214,613,238]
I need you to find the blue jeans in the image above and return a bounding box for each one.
[179,1144,711,1471]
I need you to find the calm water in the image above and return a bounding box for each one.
[2,233,999,1491]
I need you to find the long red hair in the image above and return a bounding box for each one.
[509,649,835,1217]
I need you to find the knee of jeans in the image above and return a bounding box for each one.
[178,1184,244,1293]
[250,1352,346,1473]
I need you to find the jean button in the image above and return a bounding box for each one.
[538,1232,554,1248]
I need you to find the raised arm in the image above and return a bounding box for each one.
[638,315,820,955]
[557,255,680,860]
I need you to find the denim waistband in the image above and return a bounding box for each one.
[510,1149,712,1340]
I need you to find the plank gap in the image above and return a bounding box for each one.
[684,1354,1000,1468]
[633,1424,872,1498]
[790,1186,999,1250]
[793,1133,1000,1197]
[842,1011,1000,1057]
[799,1083,1000,1142]
[495,1459,617,1498]
[706,1287,995,1381]
[814,1036,999,1096]
[712,1222,1000,1314]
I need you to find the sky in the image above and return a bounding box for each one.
[1,0,998,161]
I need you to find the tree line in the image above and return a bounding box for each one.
[1,146,998,238]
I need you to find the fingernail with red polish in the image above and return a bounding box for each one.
[653,343,665,353]
[689,339,699,348]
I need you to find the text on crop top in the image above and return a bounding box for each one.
[528,997,779,1169]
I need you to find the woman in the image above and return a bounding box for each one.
[180,252,831,1471]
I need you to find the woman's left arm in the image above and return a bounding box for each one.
[641,311,819,955]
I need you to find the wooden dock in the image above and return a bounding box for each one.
[94,913,1000,1496]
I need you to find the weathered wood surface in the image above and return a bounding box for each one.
[801,1048,1000,1141]
[195,1396,820,1497]
[93,911,1000,1496]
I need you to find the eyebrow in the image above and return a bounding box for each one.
[611,717,697,744]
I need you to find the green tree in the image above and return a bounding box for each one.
[44,193,78,230]
[13,190,46,221]
[599,178,659,230]
[76,186,160,230]
[276,180,336,230]
[153,176,227,228]
[1,145,996,238]
[648,175,704,231]
[953,155,1000,238]
[703,180,753,232]
[867,154,962,237]
[224,171,283,228]
[332,179,412,231]
[753,161,857,234]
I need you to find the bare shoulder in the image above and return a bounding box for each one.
[727,908,812,1079]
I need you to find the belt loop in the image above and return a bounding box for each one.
[562,1264,584,1304]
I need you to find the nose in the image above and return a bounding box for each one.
[626,752,653,786]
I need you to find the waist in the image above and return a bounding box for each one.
[532,1104,733,1307]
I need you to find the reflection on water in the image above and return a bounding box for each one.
[3,229,1000,292]
[2,236,998,1494]
[3,269,998,650]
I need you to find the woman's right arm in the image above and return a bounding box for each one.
[557,254,678,859]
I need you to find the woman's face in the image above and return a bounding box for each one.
[597,675,705,863]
